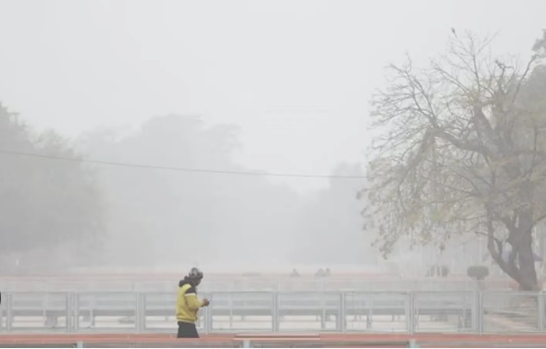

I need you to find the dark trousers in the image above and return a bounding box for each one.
[177,321,199,338]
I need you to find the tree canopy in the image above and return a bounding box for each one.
[0,103,104,271]
[0,106,376,271]
[363,31,546,290]
[80,115,304,267]
[293,163,376,265]
[79,115,375,269]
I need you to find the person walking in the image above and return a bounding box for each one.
[176,267,209,338]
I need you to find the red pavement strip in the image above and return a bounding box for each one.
[1,334,546,345]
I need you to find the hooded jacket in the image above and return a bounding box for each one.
[176,277,204,323]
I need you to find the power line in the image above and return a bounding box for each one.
[0,148,366,180]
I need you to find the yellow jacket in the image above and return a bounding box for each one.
[176,280,204,323]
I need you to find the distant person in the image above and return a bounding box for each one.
[176,267,209,338]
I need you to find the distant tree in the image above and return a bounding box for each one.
[80,114,301,266]
[293,163,377,265]
[0,103,104,270]
[362,31,546,290]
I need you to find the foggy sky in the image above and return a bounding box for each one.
[0,0,543,192]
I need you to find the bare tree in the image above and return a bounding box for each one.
[362,31,546,290]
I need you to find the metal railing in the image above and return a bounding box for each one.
[0,278,512,293]
[0,291,542,334]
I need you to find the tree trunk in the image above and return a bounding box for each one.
[517,228,538,291]
[514,183,539,291]
[488,211,538,291]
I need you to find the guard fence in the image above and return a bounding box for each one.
[0,278,512,293]
[0,291,542,334]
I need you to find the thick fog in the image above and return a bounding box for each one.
[0,0,545,274]
[75,116,375,269]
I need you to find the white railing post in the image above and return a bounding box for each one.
[6,293,13,333]
[272,291,279,332]
[136,292,145,333]
[538,292,544,331]
[477,291,484,334]
[340,292,346,333]
[471,290,478,333]
[66,292,74,333]
[407,292,415,334]
[204,292,212,334]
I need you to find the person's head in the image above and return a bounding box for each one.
[187,267,204,286]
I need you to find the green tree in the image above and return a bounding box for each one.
[0,103,105,271]
[362,31,546,290]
